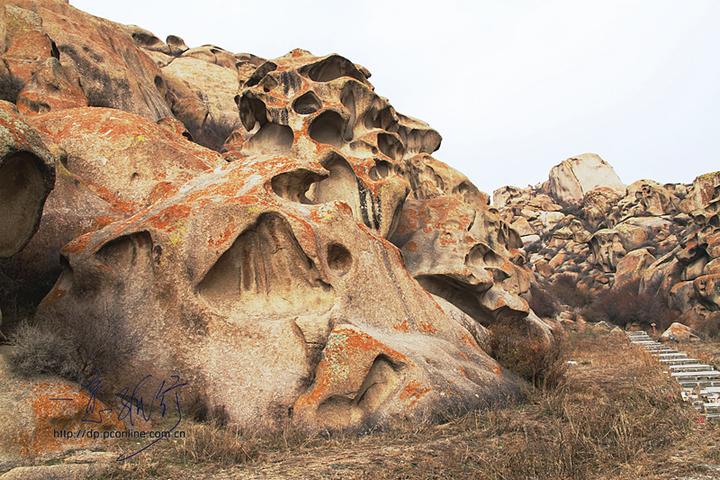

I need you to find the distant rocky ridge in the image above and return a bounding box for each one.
[494,153,720,332]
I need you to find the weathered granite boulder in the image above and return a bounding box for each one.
[35,154,522,433]
[543,153,625,206]
[659,322,700,342]
[0,107,222,324]
[1,1,171,120]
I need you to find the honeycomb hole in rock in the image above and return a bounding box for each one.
[244,61,278,87]
[308,110,346,147]
[466,243,505,270]
[0,152,48,257]
[131,31,162,48]
[259,75,279,93]
[245,123,294,153]
[270,168,326,204]
[299,55,366,83]
[369,159,391,180]
[292,91,322,115]
[377,133,404,161]
[238,93,268,131]
[363,105,397,132]
[403,129,442,155]
[326,243,352,275]
[198,213,334,316]
[306,153,363,222]
[453,181,482,204]
[95,231,154,279]
[315,354,402,429]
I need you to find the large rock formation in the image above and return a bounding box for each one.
[543,153,625,206]
[494,152,720,334]
[0,2,546,442]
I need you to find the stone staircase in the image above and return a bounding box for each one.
[626,331,720,420]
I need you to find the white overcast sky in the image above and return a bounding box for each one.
[73,0,720,194]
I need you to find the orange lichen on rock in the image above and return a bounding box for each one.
[22,383,123,456]
[399,380,432,407]
[393,319,410,332]
[147,204,192,231]
[418,321,438,334]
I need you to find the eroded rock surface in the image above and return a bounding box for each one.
[0,107,223,327]
[0,18,541,434]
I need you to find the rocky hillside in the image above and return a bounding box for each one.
[494,153,719,334]
[0,0,555,463]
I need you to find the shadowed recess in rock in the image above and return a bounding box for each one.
[0,152,48,257]
[308,110,347,146]
[198,213,334,315]
[292,91,322,114]
[315,354,404,430]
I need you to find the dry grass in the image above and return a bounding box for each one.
[100,332,720,479]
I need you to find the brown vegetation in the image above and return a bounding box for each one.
[8,309,138,388]
[583,280,678,330]
[103,332,717,480]
[488,320,567,389]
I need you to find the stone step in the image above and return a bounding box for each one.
[671,370,720,379]
[656,352,688,358]
[678,379,720,388]
[660,358,700,365]
[668,364,712,372]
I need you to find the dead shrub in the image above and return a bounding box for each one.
[8,321,78,378]
[583,280,677,329]
[488,320,567,389]
[8,307,138,385]
[695,311,720,340]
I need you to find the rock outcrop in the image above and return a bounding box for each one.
[543,153,625,206]
[494,152,720,334]
[0,108,223,325]
[0,2,546,442]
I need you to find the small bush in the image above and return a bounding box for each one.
[694,311,720,340]
[8,308,138,385]
[9,321,78,378]
[488,321,567,389]
[528,283,559,318]
[582,280,677,329]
